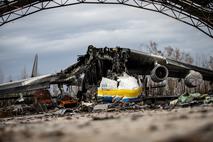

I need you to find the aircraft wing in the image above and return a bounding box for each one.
[54,46,213,89]
[127,49,213,81]
[0,74,57,95]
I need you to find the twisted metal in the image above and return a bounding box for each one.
[0,0,213,38]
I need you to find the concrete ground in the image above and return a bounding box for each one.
[0,105,213,142]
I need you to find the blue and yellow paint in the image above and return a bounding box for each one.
[97,86,144,103]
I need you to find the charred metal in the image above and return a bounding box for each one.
[48,45,213,101]
[0,45,213,104]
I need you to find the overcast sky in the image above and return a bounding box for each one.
[0,4,213,82]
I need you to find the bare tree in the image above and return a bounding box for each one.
[21,66,28,79]
[174,48,184,61]
[164,46,174,58]
[184,53,193,64]
[209,56,213,70]
[147,41,158,54]
[164,47,184,61]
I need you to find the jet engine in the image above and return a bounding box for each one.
[184,70,203,88]
[151,64,168,82]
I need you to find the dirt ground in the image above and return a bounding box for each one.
[0,105,213,142]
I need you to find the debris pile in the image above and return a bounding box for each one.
[0,45,212,118]
[57,95,78,108]
[0,104,36,118]
[170,92,213,107]
[1,90,212,118]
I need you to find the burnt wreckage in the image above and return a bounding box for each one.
[0,45,213,101]
[54,45,213,100]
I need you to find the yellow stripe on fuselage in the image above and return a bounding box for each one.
[97,87,143,98]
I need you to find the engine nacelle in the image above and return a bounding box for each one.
[151,64,168,82]
[184,70,203,88]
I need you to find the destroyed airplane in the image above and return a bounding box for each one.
[0,45,212,102]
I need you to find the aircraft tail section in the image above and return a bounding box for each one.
[31,54,38,77]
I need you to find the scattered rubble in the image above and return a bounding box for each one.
[92,115,119,121]
[0,104,37,118]
[170,92,213,107]
[93,104,109,112]
[57,95,78,108]
[0,91,213,118]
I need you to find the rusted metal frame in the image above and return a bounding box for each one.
[158,3,167,12]
[153,0,213,26]
[208,3,213,10]
[137,0,213,37]
[151,0,183,22]
[171,5,200,29]
[133,0,205,24]
[146,5,212,37]
[116,0,128,3]
[1,15,4,23]
[162,1,213,37]
[0,1,41,24]
[142,1,152,7]
[97,0,107,3]
[64,0,71,5]
[195,21,204,28]
[51,0,63,6]
[177,0,212,11]
[166,2,179,19]
[177,1,213,27]
[12,3,35,16]
[0,0,209,26]
[0,0,40,15]
[169,0,213,27]
[0,0,212,38]
[187,13,208,30]
[200,8,212,28]
[0,1,83,26]
[151,0,160,11]
[0,0,74,17]
[207,25,211,36]
[134,0,213,37]
[0,0,210,34]
[176,6,187,20]
[132,0,142,7]
[151,0,212,28]
[3,12,13,22]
